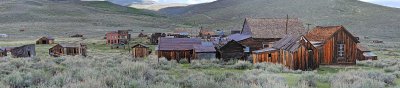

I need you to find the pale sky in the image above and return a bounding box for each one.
[360,0,400,8]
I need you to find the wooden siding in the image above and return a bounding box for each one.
[252,36,319,70]
[157,50,195,63]
[132,47,150,58]
[239,38,280,51]
[49,44,87,57]
[11,44,36,58]
[217,41,245,61]
[319,30,358,65]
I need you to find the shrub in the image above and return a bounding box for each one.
[179,59,189,64]
[240,69,289,88]
[297,72,317,88]
[227,61,252,70]
[53,58,65,64]
[190,59,222,69]
[253,62,287,73]
[330,71,396,88]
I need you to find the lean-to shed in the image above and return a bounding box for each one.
[11,44,36,58]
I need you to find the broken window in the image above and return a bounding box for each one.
[338,42,345,57]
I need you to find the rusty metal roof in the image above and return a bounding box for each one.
[227,33,251,41]
[305,26,359,43]
[194,42,216,53]
[158,38,202,50]
[241,18,306,39]
[357,44,370,52]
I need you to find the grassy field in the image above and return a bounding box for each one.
[1,37,399,88]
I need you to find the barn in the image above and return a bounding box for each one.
[252,35,319,70]
[357,44,378,60]
[36,36,55,44]
[11,44,36,58]
[305,26,359,65]
[216,40,246,61]
[194,42,216,59]
[131,44,150,58]
[240,18,307,51]
[49,43,87,57]
[157,38,201,62]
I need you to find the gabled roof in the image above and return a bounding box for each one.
[132,44,149,48]
[272,35,311,52]
[39,36,54,40]
[158,38,201,51]
[305,26,359,43]
[241,18,306,39]
[194,42,216,53]
[58,43,81,48]
[357,44,370,52]
[227,33,251,42]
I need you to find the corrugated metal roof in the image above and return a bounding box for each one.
[158,38,201,50]
[363,52,377,57]
[227,33,251,41]
[253,48,277,53]
[357,44,370,52]
[241,18,306,39]
[270,35,309,52]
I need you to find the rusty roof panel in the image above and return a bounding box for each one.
[241,18,306,39]
[158,38,202,50]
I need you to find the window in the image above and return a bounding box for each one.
[268,53,272,60]
[338,42,345,57]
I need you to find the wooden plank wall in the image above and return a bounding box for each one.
[320,30,357,65]
[133,47,149,58]
[158,50,195,62]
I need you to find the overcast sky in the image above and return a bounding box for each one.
[360,0,400,8]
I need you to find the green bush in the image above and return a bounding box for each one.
[227,61,253,70]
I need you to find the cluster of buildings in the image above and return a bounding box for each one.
[0,17,379,71]
[132,18,378,71]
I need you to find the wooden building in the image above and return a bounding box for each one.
[0,48,6,57]
[199,27,216,39]
[194,42,217,59]
[36,36,55,44]
[240,18,306,51]
[357,44,378,60]
[106,30,131,45]
[150,33,166,45]
[252,35,319,70]
[70,34,83,37]
[216,40,246,61]
[11,44,36,58]
[49,43,87,57]
[157,38,201,62]
[131,44,150,58]
[305,26,359,65]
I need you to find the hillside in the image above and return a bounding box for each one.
[0,0,175,40]
[160,0,400,41]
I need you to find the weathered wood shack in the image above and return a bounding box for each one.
[199,27,216,39]
[240,18,306,51]
[194,42,216,59]
[357,44,378,60]
[70,34,83,37]
[11,44,36,58]
[157,38,201,62]
[0,48,7,57]
[216,40,246,61]
[36,36,54,44]
[150,33,166,45]
[131,44,150,58]
[252,35,319,70]
[305,26,359,65]
[49,43,87,57]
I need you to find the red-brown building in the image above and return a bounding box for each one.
[357,44,378,61]
[305,26,359,65]
[106,30,131,45]
[157,38,202,63]
[252,35,319,70]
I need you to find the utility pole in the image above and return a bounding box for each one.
[286,14,289,35]
[306,23,312,33]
